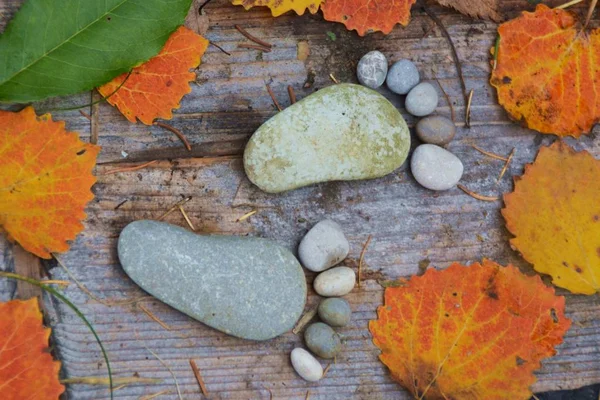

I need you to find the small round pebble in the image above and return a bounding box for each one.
[416,115,456,146]
[291,348,323,382]
[314,266,356,297]
[386,59,420,95]
[298,220,350,272]
[356,51,388,89]
[405,82,439,117]
[318,298,352,327]
[304,322,342,359]
[411,144,463,191]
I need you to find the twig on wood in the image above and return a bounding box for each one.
[471,145,508,161]
[79,110,91,121]
[288,85,297,104]
[60,377,161,386]
[238,43,271,52]
[53,254,153,306]
[265,83,283,111]
[235,25,272,48]
[140,390,171,400]
[102,160,158,175]
[43,280,70,286]
[422,5,468,126]
[585,0,598,28]
[555,0,583,9]
[138,303,173,331]
[178,205,196,231]
[292,305,319,334]
[158,197,193,221]
[154,121,192,151]
[236,210,257,222]
[358,235,372,288]
[457,185,499,202]
[435,78,455,123]
[329,73,340,84]
[189,359,209,397]
[210,41,231,56]
[114,199,128,210]
[497,148,516,182]
[465,89,474,127]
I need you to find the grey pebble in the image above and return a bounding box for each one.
[386,59,420,95]
[405,82,439,117]
[118,220,307,341]
[318,298,351,327]
[304,322,342,359]
[298,220,349,272]
[416,115,456,146]
[411,144,463,191]
[357,51,388,89]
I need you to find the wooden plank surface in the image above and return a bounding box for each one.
[2,0,600,399]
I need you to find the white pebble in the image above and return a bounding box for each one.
[411,144,463,191]
[290,348,323,382]
[298,220,350,272]
[405,82,439,117]
[314,266,356,297]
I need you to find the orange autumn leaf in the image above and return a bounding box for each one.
[0,298,65,399]
[321,0,416,36]
[503,141,600,294]
[0,107,99,259]
[232,0,321,17]
[369,260,571,400]
[491,5,600,137]
[98,26,209,125]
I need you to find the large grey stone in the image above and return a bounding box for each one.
[243,84,411,193]
[118,220,307,341]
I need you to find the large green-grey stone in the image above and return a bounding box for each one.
[118,220,307,341]
[243,83,410,193]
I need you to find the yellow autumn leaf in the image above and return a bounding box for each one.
[232,0,321,17]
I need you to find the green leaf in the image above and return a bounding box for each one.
[0,0,193,103]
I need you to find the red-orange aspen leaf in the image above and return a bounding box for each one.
[0,107,99,259]
[491,5,600,137]
[0,298,65,400]
[98,26,209,125]
[503,141,600,294]
[321,0,416,36]
[369,260,571,400]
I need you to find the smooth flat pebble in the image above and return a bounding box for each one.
[405,82,439,117]
[118,220,307,341]
[304,322,342,359]
[298,220,349,272]
[416,115,456,146]
[318,298,352,327]
[291,348,323,382]
[314,266,356,297]
[243,84,410,193]
[411,144,463,191]
[386,59,420,95]
[357,51,388,89]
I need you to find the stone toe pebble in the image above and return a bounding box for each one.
[356,51,388,89]
[416,115,456,146]
[314,266,356,297]
[411,144,463,191]
[405,82,439,117]
[386,59,420,95]
[298,220,350,272]
[318,298,352,327]
[291,348,324,382]
[304,322,342,359]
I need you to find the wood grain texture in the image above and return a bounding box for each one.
[2,0,600,399]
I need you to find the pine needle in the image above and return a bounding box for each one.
[265,83,282,111]
[497,148,516,182]
[235,25,272,48]
[190,359,209,396]
[140,390,170,400]
[465,89,475,127]
[141,341,183,400]
[238,43,271,52]
[322,362,333,377]
[288,85,297,104]
[61,377,161,386]
[102,160,158,175]
[358,235,372,288]
[329,73,339,84]
[236,210,257,222]
[471,145,509,161]
[435,78,456,123]
[555,0,584,9]
[138,303,172,331]
[43,280,71,286]
[158,197,193,221]
[585,0,598,28]
[457,185,499,202]
[178,205,196,231]
[154,121,192,151]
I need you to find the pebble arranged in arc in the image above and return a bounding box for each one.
[386,59,420,95]
[416,115,456,146]
[243,84,411,193]
[290,348,324,382]
[304,322,343,359]
[411,144,464,191]
[356,50,388,89]
[405,82,439,117]
[298,220,350,272]
[314,266,356,297]
[117,220,307,341]
[318,297,352,327]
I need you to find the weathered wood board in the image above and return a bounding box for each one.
[1,0,600,399]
